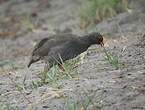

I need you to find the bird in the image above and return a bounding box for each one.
[28,32,104,71]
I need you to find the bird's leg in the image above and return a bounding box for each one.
[58,64,65,72]
[44,61,50,73]
[41,61,50,83]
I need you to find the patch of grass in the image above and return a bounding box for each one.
[65,97,94,110]
[79,0,128,29]
[20,16,36,32]
[103,48,123,70]
[65,99,79,110]
[64,91,104,110]
[30,80,42,89]
[31,57,80,89]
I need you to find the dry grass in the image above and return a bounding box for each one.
[79,0,128,29]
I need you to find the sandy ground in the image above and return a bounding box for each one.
[0,0,145,110]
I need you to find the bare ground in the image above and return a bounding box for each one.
[0,0,145,110]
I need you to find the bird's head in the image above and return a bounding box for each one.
[87,32,104,46]
[27,55,40,68]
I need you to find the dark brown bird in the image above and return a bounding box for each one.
[28,32,104,71]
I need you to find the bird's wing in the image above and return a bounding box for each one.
[32,34,78,56]
[46,40,88,64]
